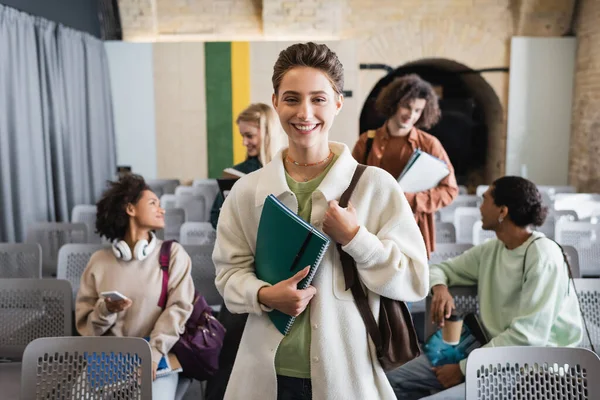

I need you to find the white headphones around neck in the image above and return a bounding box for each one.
[112,231,157,261]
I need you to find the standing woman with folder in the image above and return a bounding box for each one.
[351,75,459,257]
[213,42,429,400]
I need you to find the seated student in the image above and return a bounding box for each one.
[386,176,583,400]
[210,102,285,229]
[75,174,194,400]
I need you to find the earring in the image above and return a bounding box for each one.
[498,216,504,223]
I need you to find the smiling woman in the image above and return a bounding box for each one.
[212,42,429,400]
[75,174,195,400]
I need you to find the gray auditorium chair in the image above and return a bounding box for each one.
[26,222,88,277]
[72,204,102,243]
[466,346,600,399]
[0,243,42,278]
[0,278,72,399]
[57,243,109,304]
[180,222,216,246]
[435,222,456,244]
[183,244,222,309]
[20,336,153,400]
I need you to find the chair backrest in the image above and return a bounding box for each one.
[472,220,496,245]
[147,183,164,198]
[554,193,600,220]
[466,346,600,399]
[438,195,480,223]
[563,245,580,278]
[192,182,219,222]
[147,179,180,195]
[180,222,216,245]
[0,278,72,360]
[425,285,478,339]
[25,222,88,277]
[556,221,600,276]
[573,278,600,351]
[160,193,177,210]
[554,209,578,222]
[453,207,481,244]
[57,244,109,305]
[429,243,474,265]
[475,185,488,197]
[156,208,186,241]
[71,204,101,244]
[21,336,153,399]
[0,243,42,278]
[435,222,456,244]
[183,244,222,307]
[175,186,209,222]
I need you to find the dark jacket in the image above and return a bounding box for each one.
[209,157,262,229]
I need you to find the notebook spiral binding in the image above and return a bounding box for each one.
[283,241,331,335]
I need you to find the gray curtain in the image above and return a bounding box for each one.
[0,5,116,242]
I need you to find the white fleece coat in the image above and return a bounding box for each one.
[213,142,429,400]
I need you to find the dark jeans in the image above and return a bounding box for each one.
[277,375,312,400]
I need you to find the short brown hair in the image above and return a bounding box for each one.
[375,74,441,129]
[96,174,149,241]
[272,42,344,95]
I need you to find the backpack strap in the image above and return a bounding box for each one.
[364,130,376,164]
[335,165,387,358]
[338,164,368,290]
[522,236,595,352]
[158,240,177,310]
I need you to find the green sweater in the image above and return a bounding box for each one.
[429,232,583,373]
[210,157,262,229]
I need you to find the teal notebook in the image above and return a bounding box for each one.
[255,194,330,335]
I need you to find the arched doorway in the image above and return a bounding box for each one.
[359,58,504,189]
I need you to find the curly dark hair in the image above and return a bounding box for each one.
[272,42,344,95]
[95,174,150,241]
[491,176,548,227]
[374,74,441,129]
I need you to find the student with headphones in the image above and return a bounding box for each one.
[75,174,195,399]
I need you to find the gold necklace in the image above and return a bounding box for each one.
[285,150,333,167]
[285,151,334,182]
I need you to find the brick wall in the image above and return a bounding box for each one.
[116,0,597,188]
[570,0,600,192]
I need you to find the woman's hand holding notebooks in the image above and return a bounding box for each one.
[255,194,330,335]
[258,266,317,317]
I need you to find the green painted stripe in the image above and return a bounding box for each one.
[205,42,233,178]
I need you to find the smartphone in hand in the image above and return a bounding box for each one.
[100,291,129,302]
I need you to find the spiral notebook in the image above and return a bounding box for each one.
[255,194,330,335]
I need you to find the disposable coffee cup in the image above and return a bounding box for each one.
[442,314,463,345]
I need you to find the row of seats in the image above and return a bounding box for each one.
[9,217,216,277]
[3,277,600,398]
[435,209,578,245]
[0,242,223,310]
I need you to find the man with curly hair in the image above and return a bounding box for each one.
[352,74,458,257]
[387,176,583,399]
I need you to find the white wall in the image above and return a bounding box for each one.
[105,42,157,179]
[505,37,577,185]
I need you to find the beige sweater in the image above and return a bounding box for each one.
[75,240,195,364]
